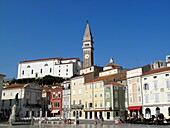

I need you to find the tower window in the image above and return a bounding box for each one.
[50,68,52,73]
[85,44,89,46]
[22,70,24,75]
[31,70,33,74]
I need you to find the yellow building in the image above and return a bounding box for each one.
[84,74,122,120]
[70,76,85,119]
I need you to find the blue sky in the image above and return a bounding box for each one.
[0,0,170,78]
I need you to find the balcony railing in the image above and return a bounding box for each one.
[71,104,84,109]
[23,103,41,108]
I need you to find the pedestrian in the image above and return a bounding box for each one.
[100,117,104,125]
[94,117,97,125]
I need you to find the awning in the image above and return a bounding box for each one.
[128,106,142,110]
[51,110,59,113]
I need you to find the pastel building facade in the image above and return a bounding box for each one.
[142,67,170,118]
[1,84,42,118]
[17,57,82,79]
[127,65,151,117]
[70,76,84,119]
[62,81,71,119]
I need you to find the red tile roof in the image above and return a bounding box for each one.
[105,82,124,86]
[143,67,170,76]
[117,77,126,81]
[19,57,79,63]
[0,74,5,77]
[3,84,25,89]
[86,74,115,83]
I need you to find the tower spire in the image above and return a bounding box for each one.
[83,20,93,42]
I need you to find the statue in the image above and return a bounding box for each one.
[9,104,16,125]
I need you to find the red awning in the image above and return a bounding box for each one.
[128,106,142,110]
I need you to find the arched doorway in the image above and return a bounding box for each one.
[145,108,151,118]
[156,107,160,116]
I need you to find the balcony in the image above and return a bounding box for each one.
[23,103,41,108]
[71,104,84,109]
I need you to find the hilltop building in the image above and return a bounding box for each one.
[17,57,82,79]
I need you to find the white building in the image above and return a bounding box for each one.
[62,81,71,119]
[1,84,42,118]
[17,57,82,79]
[142,67,170,118]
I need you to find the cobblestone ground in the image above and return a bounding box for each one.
[1,124,170,128]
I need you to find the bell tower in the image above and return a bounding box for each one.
[82,21,94,68]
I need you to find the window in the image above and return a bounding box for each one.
[166,80,170,88]
[52,92,56,99]
[106,86,110,90]
[40,69,42,73]
[115,92,118,98]
[138,86,141,92]
[106,92,110,98]
[153,76,157,79]
[22,70,24,75]
[50,68,52,73]
[27,65,30,68]
[154,93,159,103]
[59,70,60,72]
[58,93,61,99]
[95,102,97,107]
[166,74,169,76]
[94,92,97,98]
[138,96,142,103]
[66,69,68,72]
[79,111,82,117]
[100,102,103,107]
[154,81,158,90]
[167,93,170,102]
[3,92,5,96]
[144,83,149,90]
[54,102,60,107]
[89,103,93,107]
[31,70,33,74]
[44,63,48,66]
[73,111,75,117]
[100,92,103,97]
[144,78,147,80]
[145,94,149,103]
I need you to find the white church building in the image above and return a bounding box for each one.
[17,57,82,79]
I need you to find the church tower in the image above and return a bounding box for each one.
[82,21,94,68]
